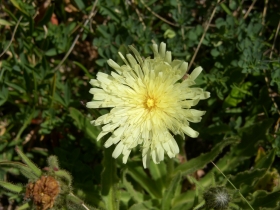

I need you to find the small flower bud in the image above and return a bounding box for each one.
[47,156,60,171]
[203,186,231,210]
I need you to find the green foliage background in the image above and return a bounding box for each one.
[0,0,280,209]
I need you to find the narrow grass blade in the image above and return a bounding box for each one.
[15,147,42,177]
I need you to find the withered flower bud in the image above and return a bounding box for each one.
[25,176,60,210]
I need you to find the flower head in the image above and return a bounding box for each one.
[203,186,231,210]
[87,42,210,168]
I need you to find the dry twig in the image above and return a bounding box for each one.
[262,20,280,136]
[132,0,146,29]
[0,16,23,58]
[140,0,179,27]
[266,20,280,117]
[243,0,257,19]
[262,0,269,25]
[187,0,220,72]
[52,0,99,71]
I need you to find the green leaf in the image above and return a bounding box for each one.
[73,61,93,79]
[0,161,39,180]
[16,203,31,210]
[97,26,111,39]
[55,170,72,185]
[172,191,196,209]
[211,48,220,57]
[96,59,107,67]
[15,148,42,177]
[14,109,35,141]
[10,0,30,16]
[0,181,23,193]
[126,162,162,198]
[119,190,131,209]
[0,19,13,26]
[204,124,231,135]
[173,138,237,176]
[254,149,275,169]
[64,82,71,107]
[229,1,237,10]
[0,86,9,106]
[161,173,181,210]
[224,82,252,107]
[5,81,26,93]
[99,6,121,23]
[129,200,159,210]
[122,170,144,203]
[54,92,66,107]
[73,0,86,10]
[188,29,197,41]
[149,161,166,191]
[45,48,58,56]
[69,107,100,144]
[236,119,274,157]
[220,3,233,16]
[164,29,176,39]
[238,190,280,209]
[36,5,54,26]
[227,168,267,192]
[101,147,119,210]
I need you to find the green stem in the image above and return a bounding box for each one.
[67,193,91,210]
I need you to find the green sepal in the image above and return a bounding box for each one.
[0,161,39,180]
[0,180,24,193]
[66,193,98,210]
[16,202,31,210]
[48,155,60,170]
[66,193,84,205]
[66,197,98,210]
[15,147,42,177]
[55,169,73,186]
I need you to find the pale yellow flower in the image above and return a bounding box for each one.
[87,42,210,168]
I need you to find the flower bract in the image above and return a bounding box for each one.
[87,42,210,168]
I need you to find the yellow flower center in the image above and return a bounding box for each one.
[146,98,155,109]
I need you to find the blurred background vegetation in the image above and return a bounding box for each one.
[0,0,280,209]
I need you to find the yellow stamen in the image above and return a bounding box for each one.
[146,98,155,108]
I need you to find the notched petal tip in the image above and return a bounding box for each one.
[165,51,172,64]
[152,43,159,57]
[190,66,203,80]
[128,45,144,65]
[112,142,124,158]
[159,42,166,58]
[89,79,100,87]
[86,101,102,109]
[118,52,131,67]
[182,126,199,138]
[205,91,211,98]
[97,131,108,141]
[107,59,120,69]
